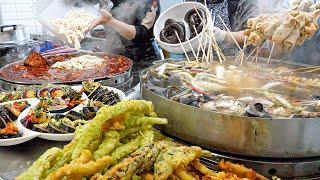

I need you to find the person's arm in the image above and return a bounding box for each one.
[225,31,245,45]
[211,27,245,45]
[91,0,159,42]
[91,9,137,40]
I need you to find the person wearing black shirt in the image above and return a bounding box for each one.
[90,0,161,86]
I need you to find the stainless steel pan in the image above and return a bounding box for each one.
[140,58,320,158]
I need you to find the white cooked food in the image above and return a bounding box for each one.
[49,9,95,50]
[52,55,105,70]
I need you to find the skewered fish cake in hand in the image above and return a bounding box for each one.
[244,8,320,50]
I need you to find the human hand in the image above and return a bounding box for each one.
[211,27,227,42]
[90,9,113,29]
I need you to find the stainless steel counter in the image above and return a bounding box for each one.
[0,138,67,179]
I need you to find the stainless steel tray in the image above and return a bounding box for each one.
[140,58,320,158]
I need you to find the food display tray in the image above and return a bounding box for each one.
[0,53,132,91]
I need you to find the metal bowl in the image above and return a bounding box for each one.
[140,58,320,158]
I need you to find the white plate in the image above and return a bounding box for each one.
[16,105,74,141]
[16,87,88,142]
[15,85,124,142]
[0,99,39,146]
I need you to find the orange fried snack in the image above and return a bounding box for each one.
[24,51,48,68]
[218,160,267,180]
[46,150,112,180]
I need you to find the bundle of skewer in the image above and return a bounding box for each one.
[174,5,229,65]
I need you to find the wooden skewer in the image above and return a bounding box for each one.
[210,13,227,63]
[195,31,203,61]
[202,30,210,63]
[175,31,190,62]
[241,36,247,66]
[268,42,275,64]
[211,35,223,63]
[243,46,259,62]
[193,25,205,61]
[293,66,320,72]
[186,37,198,62]
[305,67,320,73]
[217,15,242,51]
[254,45,260,62]
[235,36,247,64]
[193,6,209,63]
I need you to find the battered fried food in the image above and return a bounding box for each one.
[174,168,197,180]
[45,150,112,180]
[154,146,203,180]
[18,100,268,180]
[218,160,267,180]
[93,131,121,160]
[191,159,216,176]
[16,147,63,180]
[72,100,154,159]
[124,116,168,127]
[102,146,151,179]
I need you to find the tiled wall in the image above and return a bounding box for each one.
[0,0,43,35]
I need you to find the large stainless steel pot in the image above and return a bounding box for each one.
[0,25,27,45]
[140,59,320,158]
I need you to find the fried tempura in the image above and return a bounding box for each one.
[16,147,63,180]
[218,160,267,180]
[46,150,112,180]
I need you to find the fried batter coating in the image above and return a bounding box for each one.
[218,160,267,180]
[93,131,121,160]
[119,125,152,139]
[16,147,63,180]
[141,173,155,180]
[124,116,168,128]
[137,141,176,175]
[103,145,152,179]
[46,150,112,180]
[139,130,154,147]
[202,172,246,180]
[72,100,155,160]
[174,168,197,180]
[154,146,203,180]
[189,159,216,176]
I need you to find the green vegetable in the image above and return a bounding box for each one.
[16,147,63,180]
[111,135,142,162]
[71,100,155,160]
[154,146,203,180]
[124,116,167,128]
[93,131,121,160]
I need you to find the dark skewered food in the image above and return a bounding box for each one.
[185,8,206,38]
[160,19,186,44]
